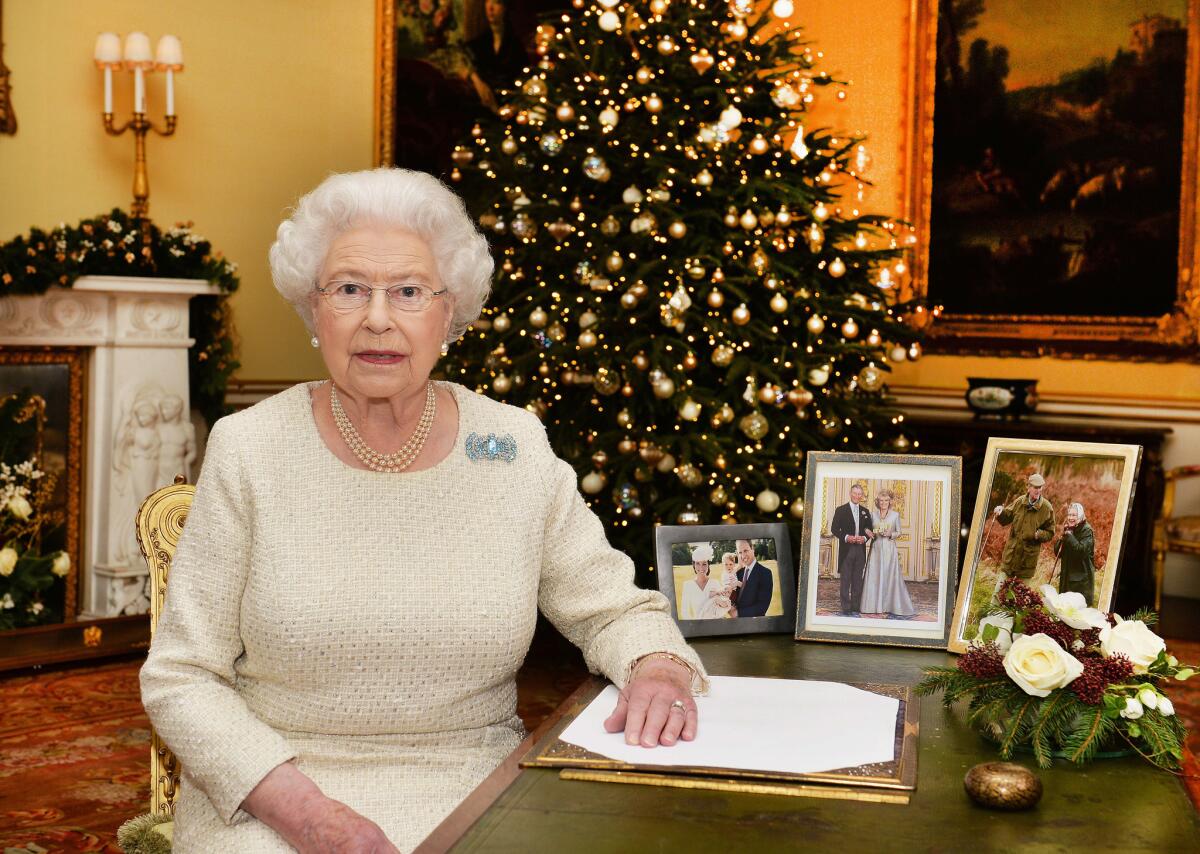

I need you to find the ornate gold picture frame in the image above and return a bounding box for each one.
[0,0,17,135]
[903,0,1200,358]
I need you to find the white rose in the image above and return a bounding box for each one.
[0,547,16,577]
[1099,619,1166,674]
[1137,687,1159,710]
[0,593,13,609]
[1121,697,1144,719]
[6,496,32,520]
[1039,585,1109,630]
[976,613,1015,653]
[51,552,70,577]
[1003,633,1085,697]
[1159,696,1175,716]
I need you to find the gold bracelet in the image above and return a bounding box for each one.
[629,651,695,683]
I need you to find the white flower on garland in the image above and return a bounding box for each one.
[1121,697,1144,719]
[975,613,1016,653]
[0,547,16,577]
[52,552,71,577]
[1003,633,1085,697]
[1099,617,1166,674]
[1039,585,1108,630]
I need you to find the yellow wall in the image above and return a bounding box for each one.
[4,0,1199,400]
[1,0,374,381]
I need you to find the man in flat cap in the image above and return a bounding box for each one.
[992,473,1055,580]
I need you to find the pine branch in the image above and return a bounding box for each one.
[1029,691,1078,769]
[1132,710,1185,770]
[997,695,1040,759]
[1063,706,1117,764]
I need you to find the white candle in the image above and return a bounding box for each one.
[104,67,113,113]
[134,66,145,114]
[165,69,174,117]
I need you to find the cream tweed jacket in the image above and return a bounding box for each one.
[139,381,705,851]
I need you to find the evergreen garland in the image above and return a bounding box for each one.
[0,209,239,426]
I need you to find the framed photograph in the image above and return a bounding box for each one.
[903,0,1200,357]
[374,0,567,172]
[0,347,86,620]
[796,452,962,649]
[654,523,795,638]
[948,438,1142,654]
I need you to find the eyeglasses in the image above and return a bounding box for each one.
[316,281,448,313]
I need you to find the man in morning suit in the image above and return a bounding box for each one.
[830,484,874,615]
[733,538,774,618]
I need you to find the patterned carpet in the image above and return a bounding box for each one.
[0,634,1196,852]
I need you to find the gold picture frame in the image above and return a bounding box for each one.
[948,438,1142,654]
[0,0,17,135]
[373,0,395,167]
[903,0,1200,358]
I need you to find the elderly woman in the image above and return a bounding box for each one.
[1055,501,1096,605]
[140,168,706,852]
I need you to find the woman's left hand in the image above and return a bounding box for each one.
[603,658,697,748]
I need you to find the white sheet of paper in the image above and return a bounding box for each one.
[559,675,899,775]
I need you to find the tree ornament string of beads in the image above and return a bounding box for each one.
[330,382,436,472]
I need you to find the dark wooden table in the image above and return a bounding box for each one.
[419,636,1199,853]
[907,415,1171,615]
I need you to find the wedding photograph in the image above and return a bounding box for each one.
[797,453,961,648]
[655,523,795,638]
[949,438,1142,653]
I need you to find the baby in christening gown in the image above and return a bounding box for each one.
[698,553,742,619]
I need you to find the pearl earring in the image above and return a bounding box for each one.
[440,342,449,356]
[311,336,319,348]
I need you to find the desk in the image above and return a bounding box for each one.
[420,637,1200,853]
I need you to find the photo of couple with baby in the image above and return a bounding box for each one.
[673,538,784,621]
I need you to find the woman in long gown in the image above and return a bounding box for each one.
[680,543,732,619]
[860,489,916,619]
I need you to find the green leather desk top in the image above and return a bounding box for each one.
[442,636,1200,853]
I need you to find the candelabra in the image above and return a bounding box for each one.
[94,32,184,219]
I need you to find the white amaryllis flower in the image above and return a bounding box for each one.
[1137,687,1159,710]
[51,552,70,577]
[976,613,1016,653]
[1100,618,1166,674]
[6,495,33,520]
[1121,697,1145,719]
[0,547,16,576]
[1039,585,1108,630]
[1003,633,1085,697]
[1160,696,1176,716]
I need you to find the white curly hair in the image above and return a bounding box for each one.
[268,168,494,341]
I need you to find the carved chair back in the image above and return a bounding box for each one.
[135,475,195,816]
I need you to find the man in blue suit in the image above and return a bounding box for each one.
[733,538,774,618]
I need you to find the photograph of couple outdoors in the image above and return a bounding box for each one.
[673,538,784,621]
[814,479,943,624]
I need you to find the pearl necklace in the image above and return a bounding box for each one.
[330,382,436,473]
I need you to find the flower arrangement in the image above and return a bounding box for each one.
[0,454,69,630]
[916,578,1195,769]
[0,209,239,426]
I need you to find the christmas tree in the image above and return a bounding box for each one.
[442,0,926,580]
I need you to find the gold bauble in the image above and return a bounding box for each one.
[621,383,634,396]
[620,291,639,309]
[618,438,638,454]
[739,411,770,441]
[493,313,511,332]
[677,463,704,488]
[717,403,735,424]
[866,330,882,347]
[712,345,734,366]
[711,267,725,284]
[828,257,846,278]
[776,206,792,226]
[707,289,725,308]
[632,352,650,370]
[710,485,729,505]
[764,275,781,291]
[806,314,825,335]
[790,498,805,519]
[560,369,576,385]
[538,362,551,376]
[649,0,669,15]
[723,241,735,255]
[908,342,923,361]
[635,66,654,85]
[758,384,778,404]
[682,351,698,370]
[770,293,788,313]
[756,489,781,512]
[645,94,664,113]
[501,138,518,155]
[593,367,620,395]
[600,215,621,236]
[657,453,677,473]
[889,344,908,362]
[492,373,512,394]
[726,20,748,40]
[605,252,624,272]
[724,208,739,228]
[668,221,687,239]
[749,135,769,155]
[786,388,814,408]
[653,376,676,398]
[581,470,607,494]
[697,169,714,188]
[820,418,842,437]
[591,450,609,467]
[808,365,831,386]
[732,303,751,326]
[616,408,635,428]
[679,398,702,420]
[578,330,598,349]
[630,281,649,298]
[530,307,549,328]
[547,322,567,342]
[579,309,598,329]
[639,443,665,465]
[842,318,859,339]
[750,248,770,274]
[858,365,884,392]
[657,36,675,55]
[739,209,758,230]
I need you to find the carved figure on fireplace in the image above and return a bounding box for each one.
[156,394,196,484]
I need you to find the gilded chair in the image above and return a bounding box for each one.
[135,475,195,817]
[1151,464,1200,611]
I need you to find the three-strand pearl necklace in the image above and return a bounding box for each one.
[330,382,436,473]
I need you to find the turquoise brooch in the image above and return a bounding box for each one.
[465,432,517,462]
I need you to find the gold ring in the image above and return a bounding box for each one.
[669,700,686,712]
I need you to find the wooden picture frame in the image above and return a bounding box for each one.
[0,0,16,136]
[902,0,1200,358]
[948,438,1142,654]
[654,522,796,638]
[796,452,961,649]
[0,347,86,620]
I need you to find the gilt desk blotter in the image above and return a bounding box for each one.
[520,676,918,804]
